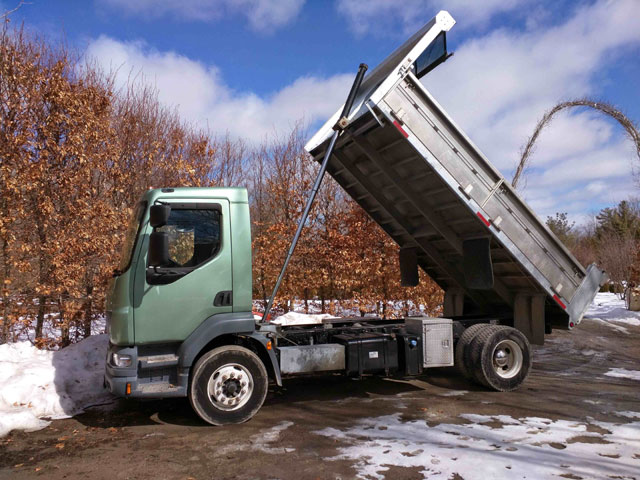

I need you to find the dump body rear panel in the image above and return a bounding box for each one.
[305,11,605,330]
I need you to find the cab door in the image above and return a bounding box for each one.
[132,200,233,343]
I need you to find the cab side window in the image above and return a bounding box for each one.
[158,208,221,268]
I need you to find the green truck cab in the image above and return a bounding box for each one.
[105,187,281,425]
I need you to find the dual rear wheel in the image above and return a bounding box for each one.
[455,324,531,391]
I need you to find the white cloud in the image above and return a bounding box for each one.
[100,0,305,32]
[420,0,640,221]
[88,0,640,222]
[86,35,353,143]
[336,0,528,35]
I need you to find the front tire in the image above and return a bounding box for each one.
[189,345,268,425]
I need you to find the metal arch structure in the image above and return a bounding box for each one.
[512,99,640,189]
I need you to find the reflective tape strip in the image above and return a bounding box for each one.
[476,211,491,227]
[553,294,566,310]
[393,120,409,138]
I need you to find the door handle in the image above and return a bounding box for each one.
[213,291,233,307]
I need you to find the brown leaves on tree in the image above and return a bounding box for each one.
[0,26,237,346]
[250,128,442,319]
[0,24,442,347]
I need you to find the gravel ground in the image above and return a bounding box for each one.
[1,315,639,480]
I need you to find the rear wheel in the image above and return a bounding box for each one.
[189,345,268,425]
[455,324,486,379]
[470,326,531,391]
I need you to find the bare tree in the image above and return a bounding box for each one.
[512,99,640,189]
[596,231,638,298]
[1,1,28,21]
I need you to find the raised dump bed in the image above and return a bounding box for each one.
[305,11,606,344]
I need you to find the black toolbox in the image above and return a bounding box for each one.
[334,333,398,376]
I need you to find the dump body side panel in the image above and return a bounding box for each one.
[307,73,605,332]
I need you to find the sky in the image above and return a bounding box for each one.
[5,0,640,224]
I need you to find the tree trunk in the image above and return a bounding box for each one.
[59,298,70,348]
[1,240,10,344]
[83,285,93,338]
[1,297,8,344]
[35,295,46,340]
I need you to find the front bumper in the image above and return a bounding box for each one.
[104,343,187,398]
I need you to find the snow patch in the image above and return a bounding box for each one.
[251,420,295,453]
[315,414,640,479]
[584,293,640,331]
[586,317,630,334]
[0,334,113,437]
[438,390,468,397]
[605,368,640,381]
[616,411,640,419]
[220,420,295,455]
[271,311,333,326]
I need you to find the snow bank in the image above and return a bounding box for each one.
[584,292,640,329]
[0,334,112,437]
[271,311,334,326]
[316,413,640,479]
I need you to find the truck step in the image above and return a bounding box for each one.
[136,382,186,396]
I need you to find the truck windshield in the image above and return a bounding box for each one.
[118,201,146,273]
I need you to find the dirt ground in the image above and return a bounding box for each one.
[1,317,639,480]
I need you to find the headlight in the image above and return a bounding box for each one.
[112,353,132,367]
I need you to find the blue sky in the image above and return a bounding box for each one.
[5,0,640,223]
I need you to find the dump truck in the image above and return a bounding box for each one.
[104,11,607,426]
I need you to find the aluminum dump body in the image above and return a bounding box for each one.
[305,11,606,336]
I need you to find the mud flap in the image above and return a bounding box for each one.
[463,237,494,289]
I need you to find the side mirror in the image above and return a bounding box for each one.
[149,204,171,228]
[399,247,419,287]
[148,231,170,267]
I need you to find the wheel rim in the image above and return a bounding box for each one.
[491,339,523,379]
[207,363,253,411]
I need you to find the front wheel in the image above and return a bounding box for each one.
[189,345,268,425]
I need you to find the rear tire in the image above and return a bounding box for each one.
[189,345,268,425]
[455,324,486,379]
[468,325,506,386]
[471,326,531,391]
